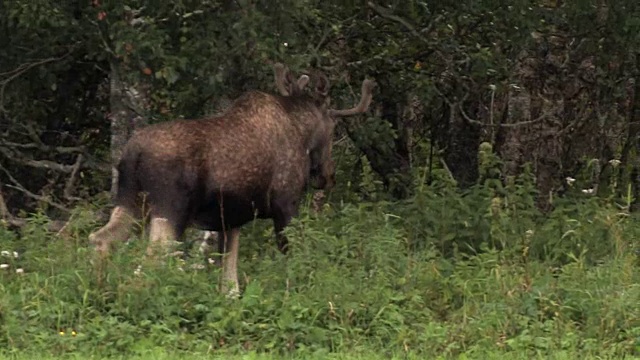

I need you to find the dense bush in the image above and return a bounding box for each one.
[0,159,638,359]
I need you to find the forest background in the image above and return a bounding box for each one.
[0,1,639,359]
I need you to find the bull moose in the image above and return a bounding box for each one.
[88,63,376,296]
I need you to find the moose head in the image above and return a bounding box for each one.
[272,63,375,192]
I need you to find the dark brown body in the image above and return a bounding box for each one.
[116,91,320,240]
[89,63,375,296]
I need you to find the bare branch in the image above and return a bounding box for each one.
[23,121,46,146]
[459,103,552,128]
[0,164,70,213]
[440,158,456,181]
[433,85,461,107]
[367,2,444,43]
[367,2,425,42]
[0,139,85,154]
[89,19,117,58]
[16,158,77,172]
[64,154,83,202]
[0,146,79,173]
[0,54,67,78]
[0,50,74,113]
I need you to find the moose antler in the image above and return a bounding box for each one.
[273,63,309,96]
[328,79,376,117]
[301,69,330,98]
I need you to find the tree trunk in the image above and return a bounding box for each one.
[444,107,481,188]
[108,61,147,199]
[501,90,530,178]
[619,53,640,210]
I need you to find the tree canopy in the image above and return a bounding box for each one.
[1,0,639,218]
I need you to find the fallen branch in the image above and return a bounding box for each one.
[63,154,83,201]
[1,216,69,233]
[0,140,84,154]
[1,181,69,232]
[0,164,70,213]
[0,146,83,173]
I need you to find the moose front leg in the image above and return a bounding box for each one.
[272,198,299,255]
[146,216,181,257]
[274,220,290,254]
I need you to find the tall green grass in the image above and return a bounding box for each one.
[0,161,639,359]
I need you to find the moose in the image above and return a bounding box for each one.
[88,62,376,296]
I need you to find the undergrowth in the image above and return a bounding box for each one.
[0,157,639,359]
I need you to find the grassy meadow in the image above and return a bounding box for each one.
[0,162,639,359]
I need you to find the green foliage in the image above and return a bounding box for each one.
[1,174,639,359]
[2,2,640,357]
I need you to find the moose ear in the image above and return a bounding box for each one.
[274,63,308,96]
[297,75,310,90]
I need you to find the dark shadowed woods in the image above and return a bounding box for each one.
[1,2,640,359]
[1,1,639,223]
[0,1,638,220]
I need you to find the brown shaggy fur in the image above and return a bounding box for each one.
[89,63,375,296]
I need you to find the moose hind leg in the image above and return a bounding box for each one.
[89,206,136,254]
[220,228,241,298]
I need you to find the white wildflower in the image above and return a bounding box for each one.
[283,42,288,47]
[582,188,595,194]
[1,251,18,258]
[566,177,576,186]
[0,264,9,269]
[134,265,142,276]
[525,229,534,236]
[16,268,24,274]
[190,264,206,270]
[609,159,621,167]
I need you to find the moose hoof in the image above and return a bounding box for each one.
[88,233,111,255]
